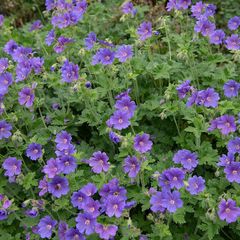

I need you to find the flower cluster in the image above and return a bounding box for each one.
[167,0,240,50]
[39,130,77,198]
[48,0,88,29]
[0,194,12,221]
[177,80,220,108]
[208,115,237,135]
[107,90,136,130]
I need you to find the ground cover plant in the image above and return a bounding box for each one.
[0,0,240,239]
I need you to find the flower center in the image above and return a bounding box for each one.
[122,52,128,57]
[33,149,38,154]
[113,204,118,210]
[170,200,175,205]
[74,234,80,240]
[206,96,211,102]
[12,165,17,171]
[194,183,198,189]
[123,106,129,111]
[85,220,90,225]
[225,122,230,128]
[232,170,238,175]
[105,55,110,61]
[63,138,68,144]
[118,118,123,124]
[78,197,83,202]
[131,164,136,169]
[65,161,70,166]
[56,183,61,190]
[139,141,144,146]
[0,127,4,132]
[90,207,95,212]
[173,176,178,181]
[225,208,231,213]
[46,224,52,230]
[187,158,192,162]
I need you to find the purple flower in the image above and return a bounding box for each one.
[85,32,97,50]
[133,133,153,153]
[48,176,69,198]
[55,144,76,157]
[137,22,152,41]
[115,96,136,118]
[228,16,240,31]
[57,156,77,174]
[121,2,136,15]
[165,168,185,189]
[12,46,32,62]
[2,157,22,177]
[30,57,44,74]
[58,221,68,240]
[217,115,236,135]
[123,156,140,178]
[38,176,48,196]
[18,87,35,108]
[37,216,57,239]
[205,4,216,17]
[82,198,100,217]
[162,190,183,213]
[45,0,56,11]
[109,131,121,144]
[173,149,198,170]
[223,80,240,98]
[166,0,177,12]
[150,191,166,213]
[0,72,13,95]
[227,137,240,154]
[55,131,72,150]
[65,228,85,240]
[54,36,74,53]
[176,80,191,99]
[186,176,205,195]
[186,91,199,107]
[225,34,240,50]
[45,29,55,46]
[0,209,8,221]
[29,20,43,32]
[25,209,38,218]
[80,183,97,197]
[194,19,215,37]
[43,158,61,178]
[109,110,130,130]
[0,58,8,74]
[224,162,240,183]
[15,59,32,82]
[191,1,206,19]
[26,143,42,160]
[209,30,225,45]
[92,48,115,65]
[218,153,235,167]
[115,45,133,63]
[0,15,4,27]
[176,0,191,10]
[71,191,89,210]
[4,40,18,55]
[0,120,12,139]
[218,199,240,223]
[85,81,92,88]
[95,224,118,240]
[61,60,79,83]
[198,88,220,108]
[105,196,125,218]
[76,213,96,235]
[88,151,110,174]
